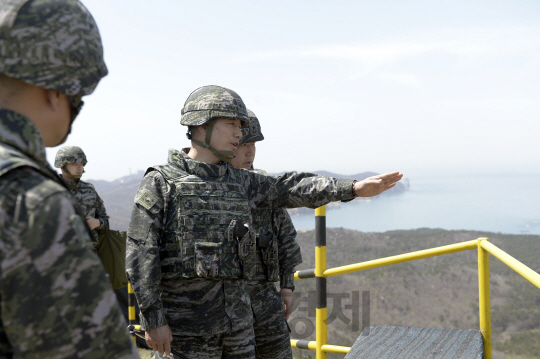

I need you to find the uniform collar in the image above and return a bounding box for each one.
[0,107,48,167]
[167,148,228,178]
[59,175,80,190]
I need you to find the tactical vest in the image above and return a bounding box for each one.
[251,207,280,282]
[152,164,257,281]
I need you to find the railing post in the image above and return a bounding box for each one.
[477,238,492,359]
[128,283,137,344]
[315,206,327,359]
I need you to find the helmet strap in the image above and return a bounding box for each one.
[192,120,235,162]
[62,166,83,180]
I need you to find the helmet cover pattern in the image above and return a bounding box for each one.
[240,109,264,143]
[54,146,87,168]
[180,85,250,127]
[0,0,108,96]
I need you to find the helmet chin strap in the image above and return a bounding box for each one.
[192,120,235,162]
[62,166,84,180]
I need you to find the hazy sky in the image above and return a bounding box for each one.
[46,0,540,181]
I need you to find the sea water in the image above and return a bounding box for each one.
[290,173,540,235]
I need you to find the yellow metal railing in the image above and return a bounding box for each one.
[291,205,540,359]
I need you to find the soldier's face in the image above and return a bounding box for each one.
[209,118,243,154]
[230,142,256,169]
[64,162,85,176]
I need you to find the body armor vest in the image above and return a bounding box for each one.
[251,207,280,282]
[153,164,257,281]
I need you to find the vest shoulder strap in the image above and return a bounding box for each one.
[0,145,59,184]
[146,163,189,182]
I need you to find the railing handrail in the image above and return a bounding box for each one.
[480,240,540,290]
[291,205,540,359]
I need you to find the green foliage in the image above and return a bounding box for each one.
[494,330,540,357]
[492,277,540,333]
[293,227,540,355]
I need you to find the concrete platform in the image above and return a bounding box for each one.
[344,326,484,359]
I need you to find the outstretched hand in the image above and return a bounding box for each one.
[354,172,403,197]
[145,325,173,355]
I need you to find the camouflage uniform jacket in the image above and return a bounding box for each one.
[249,168,301,289]
[0,108,139,359]
[126,148,354,334]
[59,176,109,245]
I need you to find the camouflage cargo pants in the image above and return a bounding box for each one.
[248,281,292,359]
[150,325,256,359]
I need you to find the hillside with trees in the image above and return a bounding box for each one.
[290,228,540,359]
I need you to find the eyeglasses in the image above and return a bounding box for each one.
[67,95,84,122]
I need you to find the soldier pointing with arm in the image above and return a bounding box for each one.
[0,1,138,358]
[126,85,402,359]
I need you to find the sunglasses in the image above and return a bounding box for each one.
[67,95,84,122]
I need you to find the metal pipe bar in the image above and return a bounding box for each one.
[295,268,316,280]
[290,339,317,350]
[324,239,479,277]
[321,344,351,354]
[480,240,540,290]
[315,205,327,359]
[290,341,352,354]
[477,238,492,359]
[128,283,136,344]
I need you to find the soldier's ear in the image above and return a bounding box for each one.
[194,124,207,139]
[44,89,63,112]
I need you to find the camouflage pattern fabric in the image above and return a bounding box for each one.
[59,176,108,245]
[151,325,256,359]
[246,168,300,358]
[0,0,108,96]
[249,169,301,283]
[126,148,354,339]
[54,146,88,168]
[248,281,292,359]
[0,108,139,358]
[180,85,249,126]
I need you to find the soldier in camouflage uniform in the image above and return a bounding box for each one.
[55,146,109,246]
[229,109,300,359]
[0,1,138,358]
[126,85,402,359]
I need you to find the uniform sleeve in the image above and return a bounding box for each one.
[272,209,302,290]
[247,171,355,209]
[94,190,109,230]
[0,173,138,358]
[125,171,168,330]
[274,209,301,273]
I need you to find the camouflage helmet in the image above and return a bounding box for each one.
[240,109,264,143]
[0,0,108,96]
[54,146,87,168]
[180,85,250,127]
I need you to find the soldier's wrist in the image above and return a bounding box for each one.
[139,303,168,331]
[280,272,295,292]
